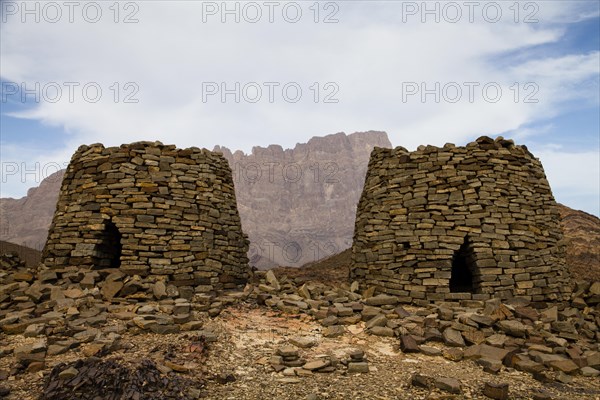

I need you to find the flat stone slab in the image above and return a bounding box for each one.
[364,295,398,306]
[483,382,509,400]
[434,377,461,394]
[399,335,420,353]
[323,325,345,338]
[369,326,394,337]
[277,346,299,357]
[303,359,331,371]
[289,337,316,349]
[443,328,466,347]
[496,320,528,338]
[347,362,369,373]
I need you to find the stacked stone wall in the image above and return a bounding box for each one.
[42,141,250,294]
[351,136,571,303]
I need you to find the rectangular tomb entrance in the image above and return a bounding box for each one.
[95,219,122,269]
[449,236,477,294]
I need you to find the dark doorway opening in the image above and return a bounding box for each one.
[96,220,122,268]
[450,236,475,293]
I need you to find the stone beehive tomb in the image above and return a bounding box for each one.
[42,141,250,294]
[351,136,571,303]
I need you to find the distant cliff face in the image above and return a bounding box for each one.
[557,204,600,281]
[215,131,392,268]
[0,170,64,251]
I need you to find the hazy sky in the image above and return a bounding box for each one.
[1,1,599,215]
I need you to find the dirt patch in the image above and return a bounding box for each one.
[274,249,351,285]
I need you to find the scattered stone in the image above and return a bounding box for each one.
[462,329,485,345]
[496,320,528,338]
[483,382,509,400]
[290,336,316,349]
[443,328,465,347]
[419,346,442,357]
[469,314,496,327]
[548,359,579,374]
[434,377,461,394]
[347,362,369,373]
[58,367,79,380]
[277,346,298,358]
[323,325,345,338]
[531,388,553,400]
[265,270,280,291]
[278,378,302,384]
[581,367,600,377]
[411,373,431,389]
[369,326,394,337]
[515,359,545,374]
[181,321,204,331]
[540,306,558,322]
[365,314,387,329]
[394,306,411,318]
[477,358,503,374]
[303,359,330,371]
[399,335,420,353]
[153,281,167,300]
[24,323,45,337]
[349,349,365,360]
[443,347,464,362]
[364,295,397,306]
[164,360,190,373]
[101,281,123,301]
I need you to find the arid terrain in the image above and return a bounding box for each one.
[1,253,599,400]
[1,133,598,400]
[558,205,600,281]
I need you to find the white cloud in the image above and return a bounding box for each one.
[0,1,599,214]
[534,146,600,215]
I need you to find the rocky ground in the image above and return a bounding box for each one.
[558,204,600,281]
[1,254,599,400]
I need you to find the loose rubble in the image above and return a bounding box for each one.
[1,252,599,399]
[41,357,203,400]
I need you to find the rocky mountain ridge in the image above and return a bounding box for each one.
[0,131,392,268]
[0,131,598,278]
[214,131,392,267]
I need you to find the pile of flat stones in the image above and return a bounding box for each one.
[270,344,369,378]
[0,253,238,383]
[2,252,600,398]
[0,254,34,283]
[41,357,204,400]
[1,255,244,334]
[250,270,600,388]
